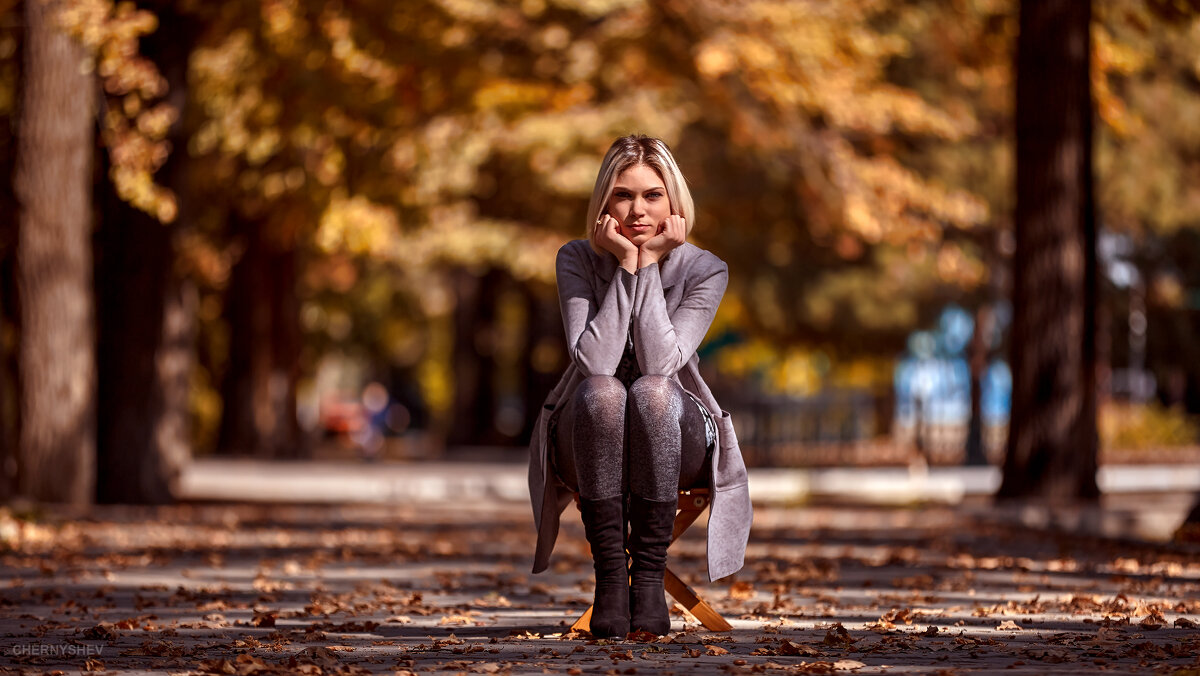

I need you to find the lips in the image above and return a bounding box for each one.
[625,223,653,231]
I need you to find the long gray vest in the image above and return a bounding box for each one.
[528,239,752,582]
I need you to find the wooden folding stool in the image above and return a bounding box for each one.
[570,488,732,633]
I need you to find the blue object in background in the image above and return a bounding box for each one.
[894,304,1011,429]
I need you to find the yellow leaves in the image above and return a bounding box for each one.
[1092,24,1148,139]
[262,0,308,56]
[317,194,402,257]
[837,146,989,244]
[433,0,505,23]
[316,193,566,283]
[56,0,176,222]
[321,7,401,89]
[713,339,833,397]
[552,0,644,20]
[695,41,737,79]
[191,30,256,87]
[473,80,556,112]
[935,243,986,287]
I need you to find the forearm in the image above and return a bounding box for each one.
[631,263,727,377]
[562,267,637,376]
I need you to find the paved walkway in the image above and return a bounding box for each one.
[2,495,1199,674]
[179,459,1200,542]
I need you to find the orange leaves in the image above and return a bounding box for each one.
[56,0,177,222]
[704,644,729,656]
[822,623,857,647]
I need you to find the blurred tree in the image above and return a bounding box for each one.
[0,0,21,496]
[93,2,198,502]
[12,0,1196,471]
[13,0,98,503]
[997,0,1099,501]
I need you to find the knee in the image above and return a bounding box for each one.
[576,375,626,416]
[628,375,681,412]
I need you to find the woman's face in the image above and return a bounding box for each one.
[606,163,672,247]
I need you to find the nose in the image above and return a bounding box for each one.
[630,197,646,217]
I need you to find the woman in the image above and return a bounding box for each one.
[528,134,752,638]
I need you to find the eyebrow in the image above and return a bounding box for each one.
[612,184,666,192]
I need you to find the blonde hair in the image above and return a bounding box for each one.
[585,135,695,254]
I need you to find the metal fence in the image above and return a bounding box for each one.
[723,391,1007,467]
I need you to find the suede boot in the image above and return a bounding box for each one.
[626,494,677,635]
[578,495,630,638]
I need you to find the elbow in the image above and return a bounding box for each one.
[569,349,614,378]
[642,349,686,378]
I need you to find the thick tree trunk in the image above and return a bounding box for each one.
[0,213,18,500]
[0,11,18,501]
[94,187,196,503]
[13,0,96,504]
[998,0,1099,501]
[94,8,196,503]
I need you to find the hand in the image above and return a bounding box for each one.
[591,213,639,273]
[638,214,686,267]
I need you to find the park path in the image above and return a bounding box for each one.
[1,493,1199,675]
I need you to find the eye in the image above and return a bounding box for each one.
[647,191,663,199]
[614,191,632,199]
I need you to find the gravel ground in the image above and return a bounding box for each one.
[0,498,1198,675]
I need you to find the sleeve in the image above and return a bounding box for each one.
[556,243,638,377]
[631,257,728,377]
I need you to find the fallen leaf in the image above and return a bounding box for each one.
[779,640,821,656]
[294,646,342,670]
[1138,612,1166,630]
[251,609,277,627]
[83,622,119,640]
[996,620,1022,631]
[196,658,236,674]
[705,645,729,656]
[728,581,755,600]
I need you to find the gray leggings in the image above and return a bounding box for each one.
[551,374,711,502]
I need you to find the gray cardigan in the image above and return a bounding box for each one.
[528,238,752,582]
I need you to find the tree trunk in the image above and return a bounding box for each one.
[94,7,197,504]
[94,184,196,503]
[518,283,566,445]
[998,0,1099,501]
[268,245,304,458]
[964,305,991,466]
[216,217,303,458]
[13,0,97,504]
[0,209,19,500]
[448,268,502,447]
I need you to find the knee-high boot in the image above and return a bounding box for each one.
[626,494,677,635]
[578,495,630,638]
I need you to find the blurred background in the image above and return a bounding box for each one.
[1,0,1199,510]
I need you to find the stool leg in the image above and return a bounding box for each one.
[664,567,733,632]
[570,605,593,634]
